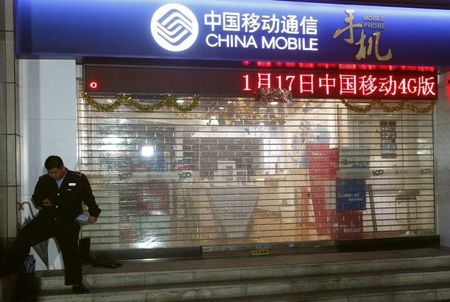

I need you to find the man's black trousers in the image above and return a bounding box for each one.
[1,213,82,285]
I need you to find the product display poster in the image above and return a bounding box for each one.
[336,179,366,210]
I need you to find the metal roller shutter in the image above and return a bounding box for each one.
[77,91,435,250]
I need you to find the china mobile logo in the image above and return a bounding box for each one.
[150,3,199,52]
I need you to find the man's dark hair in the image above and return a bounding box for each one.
[44,155,64,170]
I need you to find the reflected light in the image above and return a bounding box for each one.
[103,135,121,145]
[135,236,160,249]
[141,145,154,157]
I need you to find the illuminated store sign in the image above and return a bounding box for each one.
[85,66,437,100]
[16,0,450,66]
[201,10,319,52]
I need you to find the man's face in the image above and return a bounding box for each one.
[47,166,65,180]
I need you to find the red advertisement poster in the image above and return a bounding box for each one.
[307,145,339,180]
[306,145,339,236]
[332,210,364,240]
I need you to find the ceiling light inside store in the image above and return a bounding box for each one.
[176,99,185,104]
[141,145,154,157]
[209,116,219,126]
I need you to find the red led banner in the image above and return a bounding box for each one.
[242,71,437,99]
[85,66,437,100]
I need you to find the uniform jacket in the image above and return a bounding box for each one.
[32,169,101,222]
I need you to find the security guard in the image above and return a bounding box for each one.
[0,155,101,294]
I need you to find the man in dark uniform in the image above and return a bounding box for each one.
[0,155,101,293]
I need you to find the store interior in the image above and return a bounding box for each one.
[77,94,435,250]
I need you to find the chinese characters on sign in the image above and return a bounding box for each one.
[203,11,319,51]
[333,9,392,61]
[242,71,436,99]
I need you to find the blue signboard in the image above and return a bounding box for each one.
[336,179,366,210]
[15,0,450,66]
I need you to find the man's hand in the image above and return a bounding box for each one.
[88,216,98,224]
[41,198,53,207]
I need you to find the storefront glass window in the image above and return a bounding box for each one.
[78,96,435,250]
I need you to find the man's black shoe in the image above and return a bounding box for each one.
[72,283,90,294]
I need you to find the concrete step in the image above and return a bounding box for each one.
[14,248,450,302]
[17,265,450,301]
[38,254,450,290]
[185,283,450,302]
[16,280,450,302]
